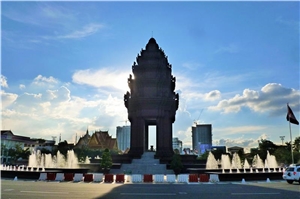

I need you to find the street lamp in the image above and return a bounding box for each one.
[279,136,285,145]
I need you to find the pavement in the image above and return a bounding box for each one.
[2,178,299,199]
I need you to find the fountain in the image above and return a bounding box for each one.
[206,152,218,169]
[243,159,250,169]
[1,149,89,180]
[252,154,264,168]
[265,151,278,171]
[84,156,91,164]
[203,151,283,181]
[221,154,231,170]
[231,153,242,170]
[28,150,79,168]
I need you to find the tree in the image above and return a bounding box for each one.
[293,136,300,152]
[274,147,292,165]
[100,148,112,169]
[211,149,223,161]
[258,139,278,160]
[55,140,72,158]
[7,144,31,164]
[197,151,209,160]
[39,148,52,154]
[170,153,183,174]
[1,144,8,163]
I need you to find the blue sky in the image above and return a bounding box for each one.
[1,1,299,151]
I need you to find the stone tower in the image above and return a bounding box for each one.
[124,38,179,158]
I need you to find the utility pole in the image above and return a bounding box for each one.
[279,136,285,145]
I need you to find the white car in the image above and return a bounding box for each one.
[282,164,300,184]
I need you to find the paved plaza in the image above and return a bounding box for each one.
[2,179,299,199]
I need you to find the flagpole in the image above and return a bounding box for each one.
[288,117,294,164]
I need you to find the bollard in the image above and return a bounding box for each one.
[189,174,199,183]
[84,174,93,182]
[93,173,103,182]
[199,174,209,182]
[55,173,64,181]
[46,173,56,181]
[115,174,125,183]
[143,174,153,183]
[104,174,114,183]
[64,173,74,181]
[74,173,84,182]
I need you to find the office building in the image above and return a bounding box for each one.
[116,126,130,152]
[192,124,212,154]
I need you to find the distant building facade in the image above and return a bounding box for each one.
[192,124,212,154]
[116,126,131,152]
[211,146,227,154]
[172,137,183,153]
[74,129,118,151]
[75,129,91,148]
[1,130,55,163]
[228,146,244,154]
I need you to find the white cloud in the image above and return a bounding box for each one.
[214,125,267,136]
[214,133,270,152]
[72,67,130,93]
[276,16,300,31]
[209,83,300,115]
[205,90,221,101]
[1,90,18,109]
[182,62,203,70]
[2,3,75,28]
[33,75,59,86]
[56,23,104,39]
[19,84,26,90]
[42,23,105,40]
[43,86,71,103]
[215,43,239,54]
[1,75,8,88]
[2,74,129,142]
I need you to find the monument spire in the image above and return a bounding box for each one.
[124,38,179,158]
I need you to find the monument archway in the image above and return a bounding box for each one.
[124,38,179,158]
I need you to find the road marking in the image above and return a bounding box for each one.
[121,193,176,196]
[231,193,280,195]
[4,189,14,191]
[21,191,69,194]
[179,192,187,194]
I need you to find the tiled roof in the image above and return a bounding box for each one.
[75,130,118,150]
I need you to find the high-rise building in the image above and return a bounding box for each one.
[191,124,212,154]
[116,126,131,152]
[172,137,183,153]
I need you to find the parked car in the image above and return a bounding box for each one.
[282,164,300,184]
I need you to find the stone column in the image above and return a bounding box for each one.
[129,117,145,157]
[156,116,173,158]
[145,123,149,151]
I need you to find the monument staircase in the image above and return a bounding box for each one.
[110,152,174,174]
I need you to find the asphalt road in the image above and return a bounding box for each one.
[1,179,299,199]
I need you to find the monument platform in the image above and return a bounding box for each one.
[110,152,174,174]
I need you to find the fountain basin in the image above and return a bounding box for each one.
[206,171,283,181]
[1,168,89,180]
[187,168,283,181]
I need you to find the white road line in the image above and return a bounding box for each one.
[121,193,176,196]
[231,193,280,195]
[21,191,69,194]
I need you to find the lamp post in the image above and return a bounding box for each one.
[279,136,285,145]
